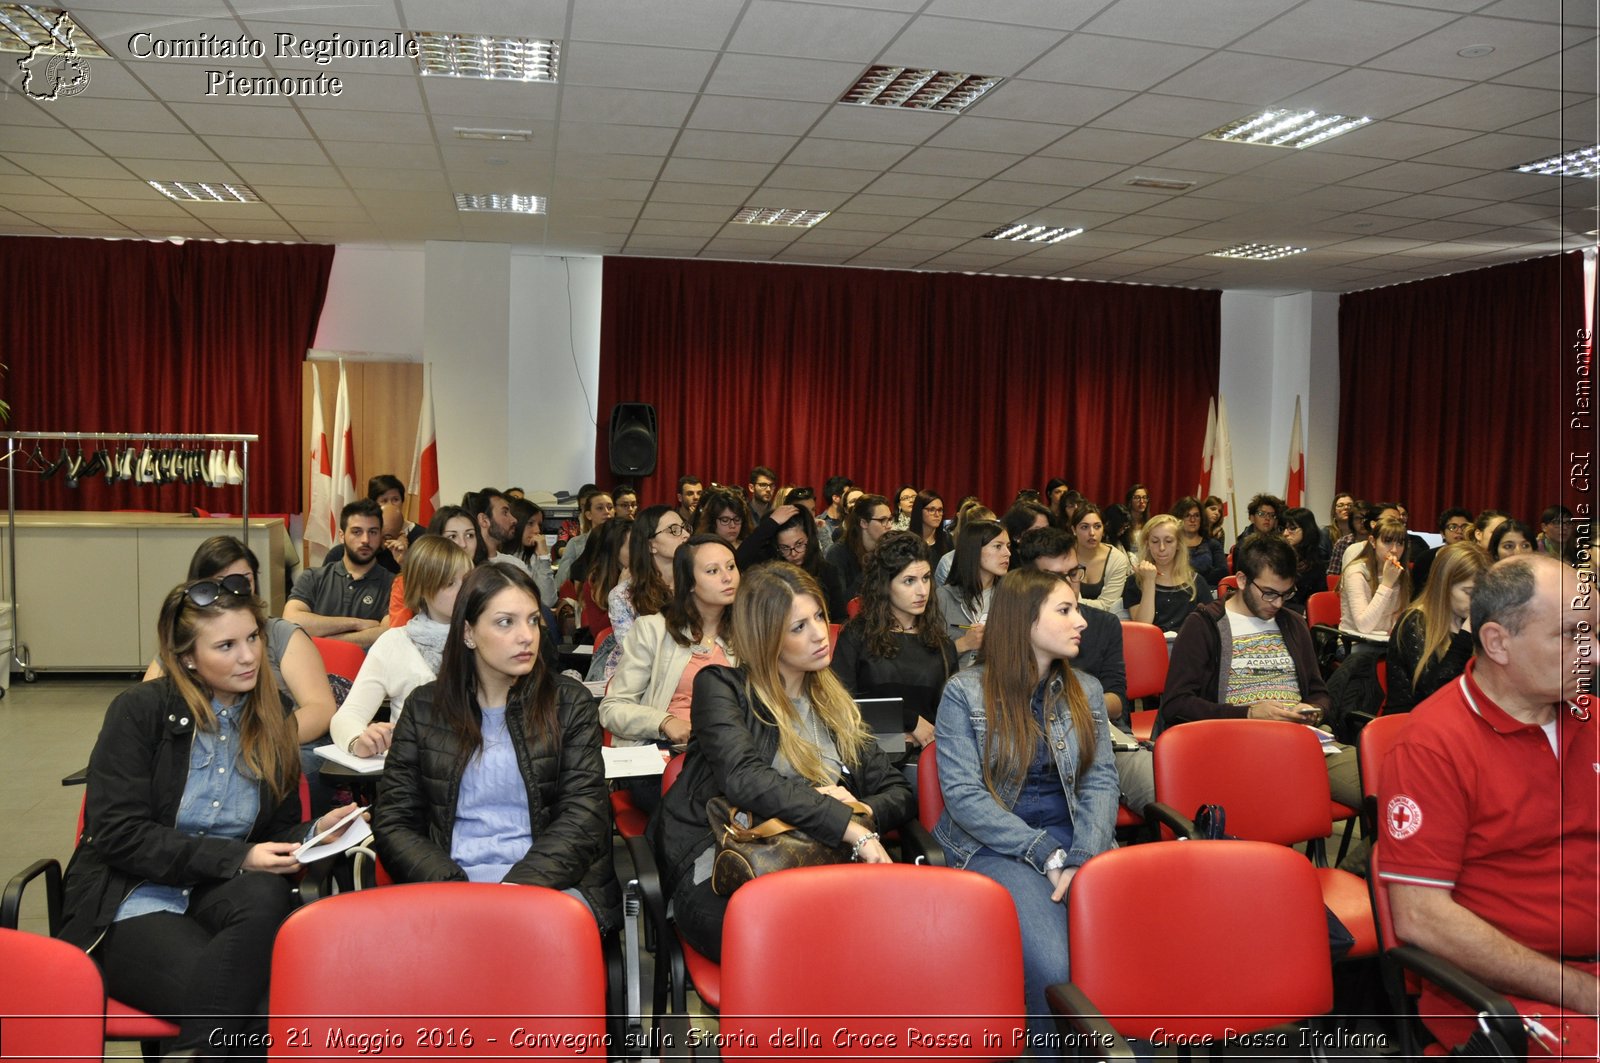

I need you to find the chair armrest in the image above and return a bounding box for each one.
[621,835,669,939]
[1143,802,1196,840]
[899,820,945,867]
[1386,945,1527,1057]
[1044,982,1136,1060]
[60,766,88,787]
[3,858,62,934]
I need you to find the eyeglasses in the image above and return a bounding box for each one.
[184,574,252,607]
[866,516,893,527]
[752,481,774,490]
[715,514,742,527]
[1251,583,1295,605]
[655,522,688,538]
[923,505,944,515]
[1067,564,1086,583]
[1444,523,1471,534]
[776,540,808,559]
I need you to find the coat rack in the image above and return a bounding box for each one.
[1,430,258,683]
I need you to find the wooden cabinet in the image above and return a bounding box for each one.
[0,512,287,674]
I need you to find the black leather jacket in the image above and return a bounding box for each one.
[372,675,621,932]
[59,678,304,951]
[649,664,914,896]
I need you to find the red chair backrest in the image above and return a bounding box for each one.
[1067,841,1332,1040]
[828,623,840,651]
[1358,713,1410,803]
[269,883,606,1057]
[1306,590,1341,629]
[310,636,366,683]
[845,597,862,619]
[1367,845,1400,950]
[591,625,614,652]
[1326,573,1340,592]
[917,742,942,831]
[719,866,1025,1060]
[0,928,108,1061]
[1152,720,1333,844]
[662,753,686,794]
[1120,620,1169,700]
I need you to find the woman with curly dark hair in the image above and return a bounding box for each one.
[830,531,957,753]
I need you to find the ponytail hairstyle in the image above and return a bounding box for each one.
[157,579,298,802]
[978,568,1096,797]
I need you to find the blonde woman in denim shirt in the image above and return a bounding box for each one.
[934,567,1118,1048]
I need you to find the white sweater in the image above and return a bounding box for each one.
[327,625,438,750]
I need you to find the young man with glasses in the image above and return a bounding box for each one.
[747,466,777,523]
[1159,534,1359,808]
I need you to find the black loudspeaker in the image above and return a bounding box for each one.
[608,402,658,477]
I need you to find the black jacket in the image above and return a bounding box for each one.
[649,664,914,896]
[372,676,622,932]
[59,678,305,951]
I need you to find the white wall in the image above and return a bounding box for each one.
[425,242,512,498]
[508,253,603,495]
[1218,290,1341,532]
[312,245,425,359]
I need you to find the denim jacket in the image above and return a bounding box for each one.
[933,665,1119,872]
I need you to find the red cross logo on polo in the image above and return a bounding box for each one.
[1386,795,1422,839]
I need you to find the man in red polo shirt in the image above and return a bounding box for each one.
[1379,554,1598,1057]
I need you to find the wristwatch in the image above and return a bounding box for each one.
[1044,849,1069,873]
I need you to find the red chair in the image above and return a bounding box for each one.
[1357,712,1410,835]
[718,866,1025,1060]
[1306,590,1341,630]
[1368,846,1524,1058]
[1326,573,1341,592]
[845,597,862,619]
[1147,719,1377,958]
[592,624,614,652]
[0,927,109,1062]
[310,635,366,682]
[1215,574,1239,600]
[269,883,608,1058]
[1049,840,1333,1050]
[828,623,840,651]
[1120,620,1168,742]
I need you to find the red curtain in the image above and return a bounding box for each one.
[0,237,333,516]
[1338,252,1586,527]
[598,257,1220,512]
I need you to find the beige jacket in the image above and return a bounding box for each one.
[598,613,738,746]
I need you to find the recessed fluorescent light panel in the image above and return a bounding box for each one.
[1204,109,1372,149]
[1514,145,1600,179]
[1210,243,1307,261]
[411,31,558,81]
[149,180,260,204]
[0,5,108,56]
[731,207,829,227]
[454,127,532,142]
[983,222,1083,244]
[454,193,545,214]
[839,65,1001,113]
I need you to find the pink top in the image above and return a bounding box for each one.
[666,644,731,721]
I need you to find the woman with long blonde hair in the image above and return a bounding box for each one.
[934,567,1118,1042]
[649,563,914,961]
[1123,513,1213,632]
[1386,540,1491,713]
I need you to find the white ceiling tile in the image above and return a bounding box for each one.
[1188,174,1320,202]
[1038,127,1186,163]
[1097,212,1202,236]
[1023,35,1211,91]
[1288,185,1409,211]
[970,81,1134,125]
[419,79,557,119]
[43,97,187,133]
[167,103,310,137]
[326,141,442,169]
[660,157,775,184]
[1438,170,1571,200]
[750,187,853,209]
[875,233,961,250]
[1383,219,1504,240]
[563,43,719,92]
[704,54,867,103]
[1367,16,1588,79]
[824,209,918,230]
[1233,1,1458,65]
[5,153,132,179]
[399,0,565,35]
[925,118,1069,154]
[925,0,1108,29]
[1346,160,1490,192]
[1395,82,1566,132]
[1246,151,1392,183]
[570,0,748,48]
[205,136,330,165]
[633,218,724,236]
[1000,155,1126,185]
[251,185,360,205]
[1154,52,1346,105]
[1084,0,1304,48]
[960,178,1073,206]
[728,1,912,61]
[0,174,65,195]
[1135,139,1282,172]
[555,124,677,154]
[558,87,697,126]
[807,104,954,144]
[118,158,241,182]
[1048,186,1170,212]
[1414,131,1563,168]
[1317,120,1479,160]
[302,109,436,142]
[881,16,1065,75]
[894,147,1023,179]
[1367,192,1498,218]
[761,164,879,191]
[231,161,351,186]
[687,95,830,135]
[674,130,799,162]
[785,138,912,169]
[791,229,887,246]
[3,127,109,155]
[1281,68,1471,120]
[640,201,746,222]
[860,171,979,198]
[1493,38,1596,91]
[651,181,758,205]
[1090,93,1250,137]
[79,130,219,160]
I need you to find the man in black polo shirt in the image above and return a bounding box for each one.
[286,499,393,648]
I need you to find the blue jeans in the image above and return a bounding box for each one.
[957,848,1069,1060]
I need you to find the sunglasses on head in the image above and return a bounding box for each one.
[184,574,252,607]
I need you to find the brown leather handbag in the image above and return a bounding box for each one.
[706,795,876,896]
